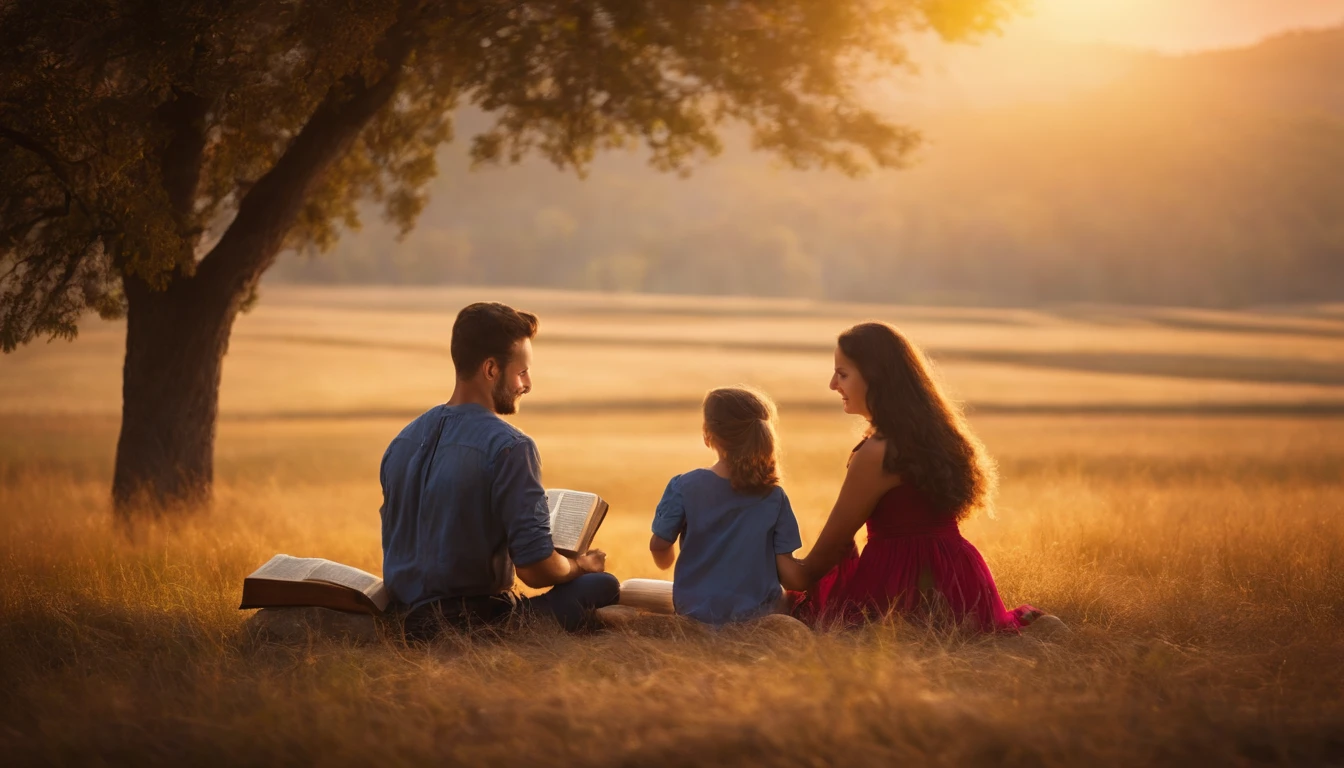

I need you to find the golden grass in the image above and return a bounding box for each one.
[3,290,1343,764]
[2,410,1343,766]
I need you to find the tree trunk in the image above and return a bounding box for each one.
[112,275,236,518]
[109,24,412,520]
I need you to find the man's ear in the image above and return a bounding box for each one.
[482,358,500,382]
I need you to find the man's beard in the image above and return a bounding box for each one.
[492,378,522,415]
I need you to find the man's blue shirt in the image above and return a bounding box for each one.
[380,403,554,609]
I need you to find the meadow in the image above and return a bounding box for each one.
[2,287,1342,765]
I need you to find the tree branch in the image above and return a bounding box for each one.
[0,125,66,170]
[30,236,91,324]
[155,86,212,236]
[0,252,38,286]
[192,19,415,305]
[0,125,94,220]
[0,196,71,251]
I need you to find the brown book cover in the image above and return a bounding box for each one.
[240,554,390,615]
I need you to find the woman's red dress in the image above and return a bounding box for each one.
[802,475,1035,632]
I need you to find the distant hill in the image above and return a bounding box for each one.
[1113,26,1344,116]
[271,26,1344,307]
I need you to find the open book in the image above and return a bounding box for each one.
[240,555,391,615]
[546,488,608,556]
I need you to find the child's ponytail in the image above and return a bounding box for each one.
[704,387,781,495]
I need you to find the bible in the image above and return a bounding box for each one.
[545,488,608,556]
[240,554,391,615]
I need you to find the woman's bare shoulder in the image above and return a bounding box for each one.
[844,435,897,494]
[848,436,895,478]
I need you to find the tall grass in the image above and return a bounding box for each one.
[2,413,1342,766]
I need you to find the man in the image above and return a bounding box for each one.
[380,302,619,637]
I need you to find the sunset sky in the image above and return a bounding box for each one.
[1019,0,1344,51]
[875,0,1344,110]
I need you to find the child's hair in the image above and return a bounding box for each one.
[703,387,781,495]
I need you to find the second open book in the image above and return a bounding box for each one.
[544,489,607,556]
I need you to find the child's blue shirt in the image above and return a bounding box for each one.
[651,469,802,625]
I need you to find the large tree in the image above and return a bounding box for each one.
[0,0,1012,517]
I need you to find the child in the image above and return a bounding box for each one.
[649,387,803,625]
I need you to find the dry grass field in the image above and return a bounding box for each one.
[2,287,1343,765]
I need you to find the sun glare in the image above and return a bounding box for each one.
[1019,0,1344,51]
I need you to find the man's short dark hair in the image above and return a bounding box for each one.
[450,302,539,378]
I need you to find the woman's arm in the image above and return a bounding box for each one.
[799,439,901,582]
[650,533,676,570]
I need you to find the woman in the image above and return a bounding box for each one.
[778,322,1047,632]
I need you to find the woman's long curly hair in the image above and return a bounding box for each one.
[838,322,997,521]
[703,387,781,496]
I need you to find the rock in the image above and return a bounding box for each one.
[245,607,379,644]
[1024,614,1070,640]
[744,613,814,644]
[595,605,708,638]
[594,604,643,628]
[752,612,810,632]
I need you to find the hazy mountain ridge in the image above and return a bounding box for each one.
[1110,26,1344,115]
[272,26,1344,307]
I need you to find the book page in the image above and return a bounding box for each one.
[547,489,596,552]
[365,580,392,612]
[248,554,324,583]
[305,561,383,595]
[619,578,675,614]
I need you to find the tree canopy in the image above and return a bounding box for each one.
[1,0,1014,352]
[0,0,1015,513]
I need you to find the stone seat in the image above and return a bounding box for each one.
[245,607,381,644]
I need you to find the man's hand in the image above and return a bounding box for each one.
[576,549,607,574]
[516,548,608,588]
